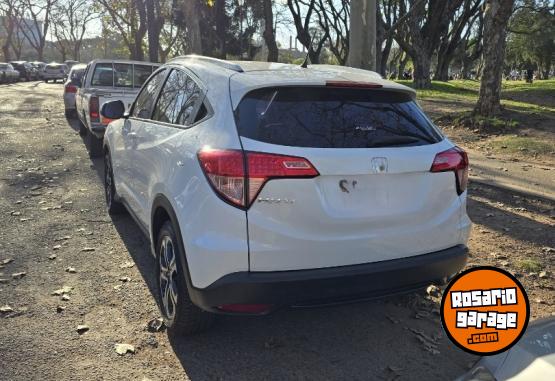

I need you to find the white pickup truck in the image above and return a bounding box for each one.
[76,59,159,157]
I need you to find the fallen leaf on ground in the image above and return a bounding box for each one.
[12,272,26,279]
[147,318,165,332]
[120,262,134,269]
[114,343,135,355]
[1,305,14,313]
[52,286,73,296]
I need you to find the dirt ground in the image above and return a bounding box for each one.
[0,82,553,381]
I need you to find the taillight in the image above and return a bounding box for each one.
[89,96,99,122]
[197,148,319,209]
[430,147,469,195]
[65,84,77,93]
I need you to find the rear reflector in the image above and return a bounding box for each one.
[217,304,273,314]
[326,80,383,89]
[65,84,77,93]
[198,149,319,208]
[431,147,469,195]
[89,96,100,122]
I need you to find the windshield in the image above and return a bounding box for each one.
[235,87,443,148]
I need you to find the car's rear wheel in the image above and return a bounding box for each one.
[156,221,215,335]
[104,151,125,214]
[86,130,103,158]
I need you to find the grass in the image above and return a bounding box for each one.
[395,79,555,114]
[517,259,543,273]
[490,136,555,155]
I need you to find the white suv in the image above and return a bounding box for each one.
[101,56,471,334]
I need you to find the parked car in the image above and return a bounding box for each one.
[63,63,86,118]
[457,317,555,381]
[9,61,36,81]
[100,56,471,335]
[0,63,20,83]
[64,60,79,70]
[30,61,47,79]
[43,63,68,83]
[75,59,159,156]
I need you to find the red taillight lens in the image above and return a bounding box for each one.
[197,149,319,208]
[198,149,245,207]
[217,304,273,314]
[89,96,99,121]
[65,84,77,93]
[431,147,469,195]
[246,152,319,204]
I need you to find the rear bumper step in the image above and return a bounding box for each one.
[189,245,468,313]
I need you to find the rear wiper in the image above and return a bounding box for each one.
[367,136,421,148]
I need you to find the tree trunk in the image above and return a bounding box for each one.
[397,53,409,79]
[413,51,432,88]
[347,0,376,70]
[475,0,514,117]
[378,35,394,77]
[435,55,451,81]
[1,17,15,62]
[434,42,451,81]
[262,0,278,62]
[146,0,163,62]
[183,0,202,54]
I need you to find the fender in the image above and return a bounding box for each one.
[151,194,205,305]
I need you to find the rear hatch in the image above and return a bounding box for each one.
[233,85,465,272]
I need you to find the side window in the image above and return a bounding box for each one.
[134,64,153,88]
[152,69,203,126]
[131,69,167,119]
[91,63,114,87]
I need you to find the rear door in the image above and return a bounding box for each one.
[235,86,464,271]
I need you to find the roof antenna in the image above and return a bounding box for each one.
[300,34,316,69]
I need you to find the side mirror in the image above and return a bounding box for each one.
[101,100,125,120]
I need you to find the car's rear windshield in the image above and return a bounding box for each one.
[90,63,156,88]
[235,87,443,148]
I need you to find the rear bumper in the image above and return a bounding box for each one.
[189,245,468,313]
[89,122,106,138]
[43,73,66,80]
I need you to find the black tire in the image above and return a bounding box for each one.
[65,109,73,119]
[104,151,125,214]
[44,79,48,83]
[156,221,215,335]
[78,119,87,137]
[86,130,103,158]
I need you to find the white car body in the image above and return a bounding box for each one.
[63,64,86,111]
[43,63,68,81]
[103,56,471,315]
[0,63,19,83]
